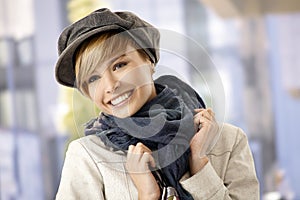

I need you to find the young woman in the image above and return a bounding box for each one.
[55,8,259,200]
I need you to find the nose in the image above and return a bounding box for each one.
[103,71,120,94]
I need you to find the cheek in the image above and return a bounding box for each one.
[89,83,103,103]
[121,65,153,87]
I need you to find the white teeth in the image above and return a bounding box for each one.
[111,92,131,106]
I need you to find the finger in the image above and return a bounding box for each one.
[196,108,215,116]
[194,108,205,112]
[196,117,215,132]
[194,112,205,128]
[201,110,213,121]
[199,117,214,127]
[194,111,212,125]
[140,152,156,168]
[130,143,153,164]
[206,108,216,121]
[127,146,142,165]
[193,113,202,129]
[194,109,211,119]
[194,114,202,125]
[206,108,215,116]
[134,142,152,153]
[128,144,135,153]
[194,117,214,139]
[127,144,144,163]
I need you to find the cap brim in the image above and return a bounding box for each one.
[55,24,122,87]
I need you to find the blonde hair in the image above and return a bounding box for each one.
[75,31,150,97]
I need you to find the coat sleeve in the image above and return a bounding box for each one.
[55,139,105,200]
[180,127,259,199]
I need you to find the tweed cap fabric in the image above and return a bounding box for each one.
[55,8,160,87]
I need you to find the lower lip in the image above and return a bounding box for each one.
[111,90,134,108]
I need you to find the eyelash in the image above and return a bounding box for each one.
[88,75,100,84]
[113,61,128,71]
[87,61,128,84]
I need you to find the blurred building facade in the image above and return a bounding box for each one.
[0,0,300,199]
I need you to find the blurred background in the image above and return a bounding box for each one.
[1,0,300,199]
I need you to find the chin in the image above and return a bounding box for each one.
[111,102,142,118]
[110,108,132,118]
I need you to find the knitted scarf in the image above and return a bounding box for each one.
[85,75,205,199]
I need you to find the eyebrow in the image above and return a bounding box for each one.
[90,53,127,77]
[107,54,127,67]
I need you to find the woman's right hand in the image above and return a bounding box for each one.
[126,142,160,200]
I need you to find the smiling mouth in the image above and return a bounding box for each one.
[110,90,134,106]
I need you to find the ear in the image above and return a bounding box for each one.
[150,62,155,74]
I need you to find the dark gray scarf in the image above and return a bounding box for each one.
[85,75,205,199]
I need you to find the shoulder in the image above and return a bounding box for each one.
[67,135,102,155]
[209,123,249,155]
[219,123,248,143]
[67,135,125,163]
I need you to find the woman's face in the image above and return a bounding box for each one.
[85,46,156,118]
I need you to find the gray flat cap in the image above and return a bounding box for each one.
[55,8,160,87]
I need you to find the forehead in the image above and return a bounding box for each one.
[98,45,140,69]
[111,44,141,59]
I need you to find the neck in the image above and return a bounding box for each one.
[147,82,158,102]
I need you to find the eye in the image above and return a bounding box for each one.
[88,75,100,84]
[113,62,127,71]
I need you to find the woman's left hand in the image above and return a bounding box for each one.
[189,108,219,175]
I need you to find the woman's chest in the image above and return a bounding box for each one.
[96,160,138,199]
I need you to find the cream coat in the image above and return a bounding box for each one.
[56,123,259,199]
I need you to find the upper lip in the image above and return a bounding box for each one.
[108,89,134,105]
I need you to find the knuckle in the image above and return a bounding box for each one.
[136,142,143,147]
[128,145,134,152]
